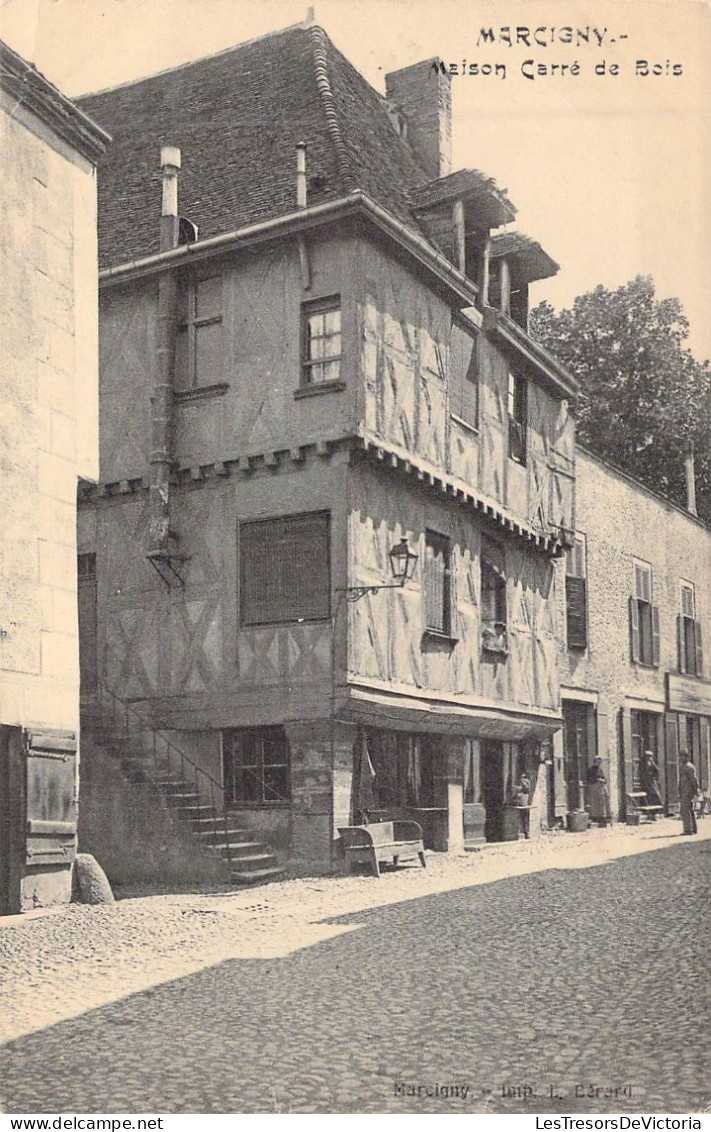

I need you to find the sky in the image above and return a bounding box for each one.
[2,0,710,362]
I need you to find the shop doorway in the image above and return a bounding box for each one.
[482,740,504,842]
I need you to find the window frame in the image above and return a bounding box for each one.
[507,370,528,466]
[300,295,343,389]
[678,581,703,676]
[222,726,291,807]
[423,529,454,638]
[481,537,508,655]
[238,510,331,628]
[175,272,224,391]
[630,559,659,668]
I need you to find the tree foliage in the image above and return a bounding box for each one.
[529,276,711,522]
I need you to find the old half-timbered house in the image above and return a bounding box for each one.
[0,43,108,913]
[76,22,578,882]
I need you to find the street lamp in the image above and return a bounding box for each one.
[338,537,418,603]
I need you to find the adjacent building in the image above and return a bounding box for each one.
[76,23,579,879]
[0,43,108,912]
[555,447,711,824]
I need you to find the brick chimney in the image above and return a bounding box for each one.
[385,60,452,179]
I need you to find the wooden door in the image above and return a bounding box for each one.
[24,730,78,871]
[482,740,504,842]
[0,727,23,916]
[78,553,97,693]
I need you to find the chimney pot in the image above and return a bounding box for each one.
[160,145,181,250]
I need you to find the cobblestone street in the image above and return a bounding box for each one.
[1,820,710,1115]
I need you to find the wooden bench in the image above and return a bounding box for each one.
[338,821,426,877]
[626,791,664,823]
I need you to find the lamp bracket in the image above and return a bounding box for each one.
[336,582,406,604]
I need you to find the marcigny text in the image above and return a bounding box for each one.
[434,26,682,81]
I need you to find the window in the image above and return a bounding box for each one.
[507,371,527,464]
[629,561,660,667]
[239,512,330,626]
[678,582,703,676]
[175,274,223,390]
[301,296,342,386]
[424,530,453,636]
[223,727,290,805]
[481,537,507,654]
[450,320,479,428]
[566,536,588,650]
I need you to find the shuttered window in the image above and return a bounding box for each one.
[450,320,479,428]
[239,512,330,626]
[678,582,703,676]
[630,560,659,667]
[566,536,588,650]
[424,530,452,635]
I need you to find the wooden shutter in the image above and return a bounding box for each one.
[700,717,710,793]
[664,713,679,812]
[621,708,634,818]
[24,730,77,867]
[695,621,703,676]
[651,605,661,667]
[566,576,588,649]
[240,512,330,626]
[424,532,448,634]
[677,615,687,673]
[629,597,640,662]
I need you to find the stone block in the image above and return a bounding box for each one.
[38,539,75,590]
[38,450,76,503]
[37,362,75,414]
[50,409,76,459]
[52,588,78,636]
[41,630,78,678]
[49,323,75,377]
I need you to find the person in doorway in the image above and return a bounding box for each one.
[679,751,699,835]
[640,749,663,816]
[512,771,532,839]
[585,756,611,826]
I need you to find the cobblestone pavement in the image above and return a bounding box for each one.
[1,819,709,1114]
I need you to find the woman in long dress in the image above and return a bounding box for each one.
[640,749,663,815]
[586,756,611,826]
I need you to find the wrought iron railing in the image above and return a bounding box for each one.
[83,681,235,866]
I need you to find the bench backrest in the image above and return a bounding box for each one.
[367,821,394,845]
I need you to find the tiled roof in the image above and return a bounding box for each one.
[490,232,559,281]
[78,24,434,269]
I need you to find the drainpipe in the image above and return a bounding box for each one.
[685,440,698,517]
[296,143,311,290]
[148,147,181,557]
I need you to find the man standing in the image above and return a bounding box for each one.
[678,751,699,835]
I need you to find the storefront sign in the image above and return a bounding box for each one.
[667,672,711,716]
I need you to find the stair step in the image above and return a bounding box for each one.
[209,845,273,861]
[194,828,250,841]
[230,866,286,886]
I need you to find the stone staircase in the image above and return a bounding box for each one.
[81,690,286,887]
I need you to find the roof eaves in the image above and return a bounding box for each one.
[1,40,110,163]
[483,307,579,400]
[97,189,480,308]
